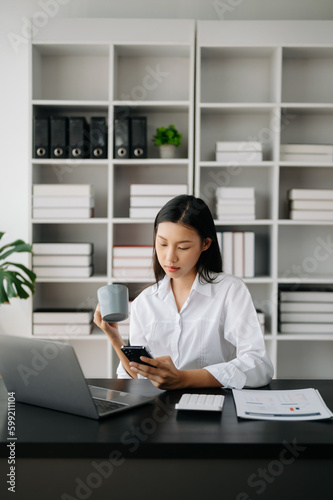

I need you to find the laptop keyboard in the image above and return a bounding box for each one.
[93,398,128,415]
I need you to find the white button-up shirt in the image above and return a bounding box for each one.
[117,273,274,389]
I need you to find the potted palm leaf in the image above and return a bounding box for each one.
[0,232,36,304]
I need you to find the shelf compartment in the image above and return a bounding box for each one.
[280,107,333,145]
[113,44,191,102]
[277,341,333,378]
[200,47,279,104]
[113,163,188,218]
[32,44,110,101]
[282,47,333,104]
[32,223,108,276]
[247,282,275,335]
[200,165,276,220]
[214,223,273,278]
[199,108,277,162]
[32,162,108,219]
[278,165,333,220]
[278,225,333,280]
[113,105,190,160]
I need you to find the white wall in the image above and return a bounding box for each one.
[1,0,333,333]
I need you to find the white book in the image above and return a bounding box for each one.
[291,200,333,210]
[288,189,333,201]
[222,232,233,274]
[280,153,332,162]
[233,232,244,278]
[216,204,255,216]
[33,207,93,219]
[280,144,333,154]
[33,196,95,208]
[244,232,255,278]
[280,291,333,302]
[33,184,93,196]
[216,141,262,152]
[217,214,255,221]
[113,257,152,268]
[33,323,93,335]
[216,151,262,162]
[33,255,93,266]
[113,246,153,258]
[290,210,333,221]
[32,243,93,255]
[33,266,93,278]
[280,302,333,313]
[129,207,160,219]
[33,309,94,324]
[113,268,154,278]
[216,187,255,200]
[216,199,256,206]
[130,195,173,207]
[130,184,187,196]
[280,323,333,334]
[280,312,333,323]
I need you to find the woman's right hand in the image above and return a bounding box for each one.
[93,303,120,341]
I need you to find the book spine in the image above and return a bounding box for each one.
[113,257,152,268]
[215,151,262,162]
[216,187,255,199]
[288,189,333,200]
[130,184,187,196]
[280,323,333,334]
[291,200,333,210]
[32,243,93,255]
[233,232,244,278]
[244,232,255,278]
[113,268,154,278]
[33,266,93,278]
[33,311,93,323]
[33,207,93,218]
[130,195,173,207]
[32,184,93,196]
[33,255,93,266]
[280,302,333,313]
[280,312,333,323]
[33,324,93,335]
[113,246,153,258]
[280,291,333,302]
[33,196,94,208]
[222,232,233,274]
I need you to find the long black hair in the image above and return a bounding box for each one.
[152,195,223,284]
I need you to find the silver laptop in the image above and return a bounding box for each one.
[0,335,154,419]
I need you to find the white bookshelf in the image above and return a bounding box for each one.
[196,21,333,378]
[30,19,195,377]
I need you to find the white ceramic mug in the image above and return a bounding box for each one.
[97,284,129,322]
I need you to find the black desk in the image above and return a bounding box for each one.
[1,378,332,500]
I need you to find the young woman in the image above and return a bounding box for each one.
[94,195,273,390]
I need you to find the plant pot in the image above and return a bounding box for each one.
[159,144,176,159]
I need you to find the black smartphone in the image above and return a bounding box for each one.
[121,345,155,367]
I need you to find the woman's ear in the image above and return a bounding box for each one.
[202,238,212,252]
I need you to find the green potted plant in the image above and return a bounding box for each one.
[153,124,182,159]
[0,232,36,304]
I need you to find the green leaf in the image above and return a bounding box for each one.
[5,262,36,283]
[0,242,32,261]
[0,276,9,303]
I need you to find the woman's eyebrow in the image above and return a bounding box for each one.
[157,235,193,243]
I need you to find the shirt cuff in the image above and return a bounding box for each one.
[204,363,247,389]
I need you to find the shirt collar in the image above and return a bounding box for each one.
[150,273,213,300]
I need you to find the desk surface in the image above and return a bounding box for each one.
[0,378,332,460]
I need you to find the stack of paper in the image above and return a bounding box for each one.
[32,184,94,219]
[288,189,333,221]
[218,231,255,278]
[32,243,93,278]
[216,187,255,221]
[279,291,333,333]
[33,309,94,336]
[129,184,187,219]
[280,144,333,162]
[113,245,154,279]
[215,141,262,163]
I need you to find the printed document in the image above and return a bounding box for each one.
[232,388,333,421]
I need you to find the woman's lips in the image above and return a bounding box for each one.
[165,266,180,273]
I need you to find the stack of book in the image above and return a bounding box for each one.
[288,189,333,221]
[279,291,333,334]
[217,231,255,278]
[215,141,263,163]
[32,184,94,219]
[33,309,94,336]
[129,184,187,219]
[32,243,93,278]
[216,187,256,221]
[280,144,333,162]
[113,245,154,279]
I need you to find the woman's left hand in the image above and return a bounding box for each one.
[129,355,185,390]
